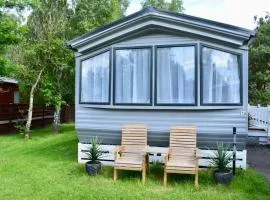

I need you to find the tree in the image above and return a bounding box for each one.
[0,1,38,139]
[249,14,270,105]
[22,0,73,134]
[168,0,184,13]
[25,0,128,134]
[50,0,129,132]
[16,41,46,139]
[3,0,129,137]
[41,39,74,133]
[13,0,129,138]
[69,0,129,38]
[141,0,184,12]
[0,1,30,77]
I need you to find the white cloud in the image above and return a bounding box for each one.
[126,0,270,29]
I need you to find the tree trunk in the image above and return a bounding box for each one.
[25,86,34,140]
[24,68,44,140]
[52,105,61,133]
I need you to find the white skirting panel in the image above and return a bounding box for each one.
[78,143,247,169]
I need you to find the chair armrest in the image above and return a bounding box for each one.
[141,145,149,156]
[164,148,171,165]
[114,146,123,160]
[114,146,122,153]
[195,148,202,159]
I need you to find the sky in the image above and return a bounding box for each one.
[126,0,270,30]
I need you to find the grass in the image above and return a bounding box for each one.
[0,124,269,200]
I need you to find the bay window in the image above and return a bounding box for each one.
[80,51,110,104]
[156,45,196,105]
[79,44,242,107]
[201,46,241,105]
[114,48,151,105]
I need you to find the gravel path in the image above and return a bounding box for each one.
[247,145,270,181]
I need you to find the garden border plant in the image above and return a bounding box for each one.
[85,137,103,176]
[210,142,233,184]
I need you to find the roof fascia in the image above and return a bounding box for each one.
[69,12,254,51]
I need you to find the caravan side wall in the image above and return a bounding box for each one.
[75,34,249,166]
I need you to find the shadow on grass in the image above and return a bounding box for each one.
[8,124,78,163]
[23,136,78,162]
[98,163,214,187]
[0,123,75,140]
[29,123,75,139]
[59,123,76,133]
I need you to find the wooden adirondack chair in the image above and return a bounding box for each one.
[164,126,199,187]
[114,124,148,184]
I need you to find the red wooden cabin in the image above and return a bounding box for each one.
[0,77,19,104]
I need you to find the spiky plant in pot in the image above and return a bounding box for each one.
[85,137,103,176]
[210,142,233,184]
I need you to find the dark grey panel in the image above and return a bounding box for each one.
[77,129,247,150]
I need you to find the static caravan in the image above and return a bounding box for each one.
[68,8,255,168]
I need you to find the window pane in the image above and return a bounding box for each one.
[81,51,110,103]
[202,47,240,104]
[115,48,151,104]
[14,91,20,104]
[156,46,195,104]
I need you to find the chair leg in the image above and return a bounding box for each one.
[113,168,118,181]
[142,165,146,184]
[195,172,198,187]
[195,160,199,187]
[146,155,150,172]
[164,170,167,187]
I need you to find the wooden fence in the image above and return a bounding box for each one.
[0,104,74,134]
[248,105,270,133]
[61,105,75,123]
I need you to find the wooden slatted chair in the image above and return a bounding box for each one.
[114,124,148,184]
[164,126,199,187]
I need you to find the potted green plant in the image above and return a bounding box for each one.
[210,142,233,184]
[85,137,103,176]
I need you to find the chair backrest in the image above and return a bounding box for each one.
[170,126,197,156]
[121,124,147,148]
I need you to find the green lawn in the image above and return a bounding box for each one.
[0,124,269,200]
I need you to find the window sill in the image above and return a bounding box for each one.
[78,104,244,110]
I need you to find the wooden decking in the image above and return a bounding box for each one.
[248,129,268,137]
[248,127,269,145]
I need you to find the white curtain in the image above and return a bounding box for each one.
[115,49,150,104]
[157,46,195,104]
[202,47,240,104]
[81,51,110,103]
